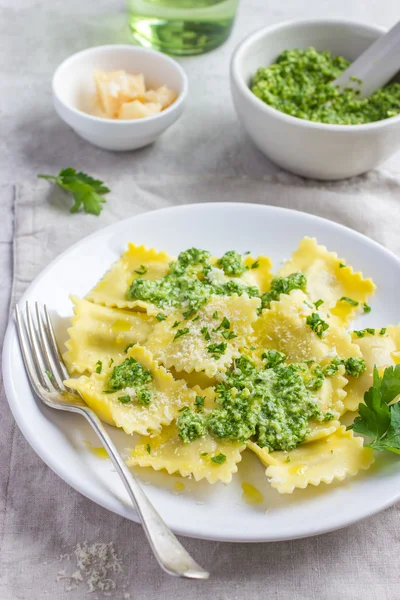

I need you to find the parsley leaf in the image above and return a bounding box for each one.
[146,444,151,454]
[314,299,324,309]
[354,328,375,338]
[211,453,226,464]
[38,168,109,215]
[379,328,387,336]
[95,360,102,374]
[201,326,211,341]
[363,303,371,314]
[339,263,346,268]
[251,260,260,269]
[339,296,359,307]
[125,343,134,353]
[174,327,189,341]
[134,265,147,275]
[207,342,227,359]
[195,395,205,410]
[351,365,400,454]
[118,395,131,403]
[156,313,166,321]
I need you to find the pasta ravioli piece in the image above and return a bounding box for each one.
[278,237,375,325]
[251,290,361,363]
[146,294,260,377]
[127,384,244,486]
[85,244,172,314]
[64,346,196,435]
[127,387,245,484]
[208,254,273,294]
[248,427,374,494]
[63,296,155,374]
[344,326,400,411]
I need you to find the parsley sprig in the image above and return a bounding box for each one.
[38,168,110,215]
[350,365,400,454]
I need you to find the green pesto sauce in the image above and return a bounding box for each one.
[105,357,153,405]
[217,250,248,277]
[127,247,258,313]
[178,354,329,451]
[177,352,366,450]
[260,272,306,310]
[251,47,400,125]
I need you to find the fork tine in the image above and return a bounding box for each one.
[25,302,52,391]
[15,305,50,396]
[35,303,64,392]
[43,305,70,382]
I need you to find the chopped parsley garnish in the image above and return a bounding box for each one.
[212,311,219,319]
[195,395,205,410]
[38,168,110,215]
[118,395,131,403]
[354,328,375,338]
[217,317,230,330]
[172,320,180,328]
[251,260,260,269]
[207,342,227,359]
[146,444,151,454]
[201,326,211,341]
[339,263,346,268]
[217,250,248,277]
[314,299,324,309]
[306,313,329,338]
[134,265,147,275]
[45,370,53,380]
[105,357,153,404]
[95,360,102,374]
[174,327,190,341]
[222,330,237,340]
[109,358,114,368]
[363,303,371,314]
[350,365,400,454]
[211,453,227,464]
[182,308,195,319]
[156,313,166,321]
[192,315,200,322]
[339,296,359,306]
[200,452,208,456]
[380,328,387,336]
[176,355,330,451]
[125,343,134,353]
[262,349,286,369]
[261,272,307,310]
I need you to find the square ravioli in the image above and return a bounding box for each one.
[146,294,261,377]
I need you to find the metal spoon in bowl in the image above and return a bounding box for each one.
[332,20,400,98]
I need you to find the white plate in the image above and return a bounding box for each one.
[3,203,400,543]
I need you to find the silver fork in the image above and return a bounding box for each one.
[15,302,209,580]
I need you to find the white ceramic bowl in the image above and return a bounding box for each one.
[231,20,400,180]
[53,45,188,151]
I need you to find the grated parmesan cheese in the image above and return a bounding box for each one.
[56,541,125,593]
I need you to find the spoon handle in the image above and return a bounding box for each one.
[333,20,400,98]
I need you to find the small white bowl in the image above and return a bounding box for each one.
[231,20,400,180]
[53,45,188,151]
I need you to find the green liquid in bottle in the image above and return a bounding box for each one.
[127,0,239,56]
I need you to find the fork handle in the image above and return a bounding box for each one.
[79,407,209,579]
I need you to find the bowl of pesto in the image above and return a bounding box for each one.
[230,19,400,180]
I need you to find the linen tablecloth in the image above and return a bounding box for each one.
[2,1,400,599]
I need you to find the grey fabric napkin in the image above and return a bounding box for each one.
[2,173,400,600]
